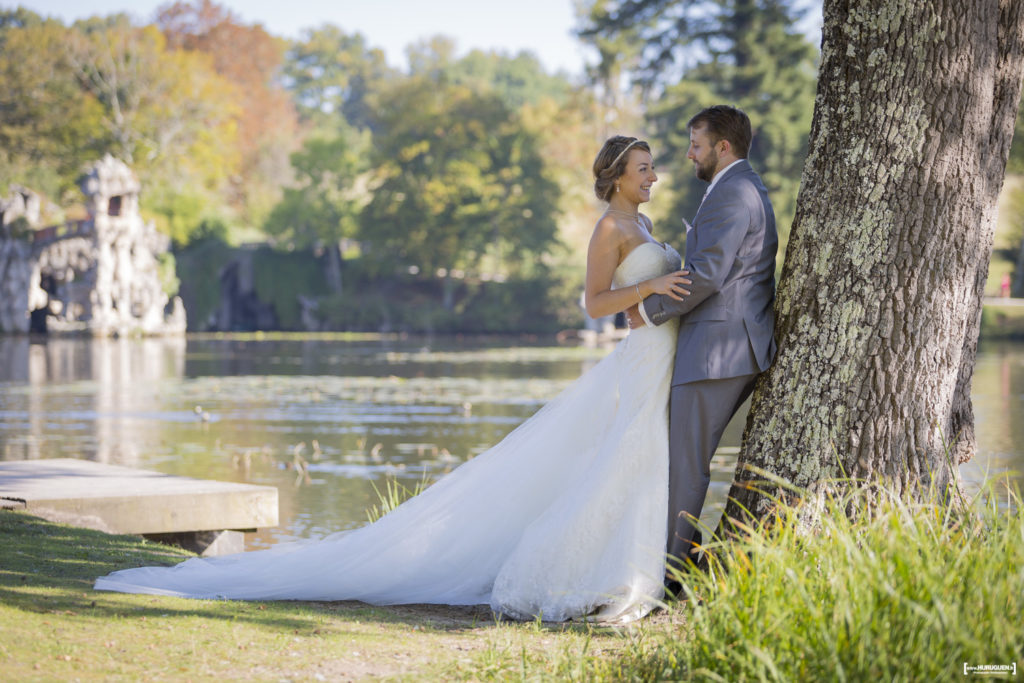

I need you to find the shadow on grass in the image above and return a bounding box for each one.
[1,510,593,636]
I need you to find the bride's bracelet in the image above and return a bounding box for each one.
[635,283,642,301]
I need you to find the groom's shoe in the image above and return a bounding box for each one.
[668,531,708,573]
[663,578,685,602]
[664,531,710,603]
[664,557,703,603]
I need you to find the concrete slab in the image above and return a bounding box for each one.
[0,458,278,555]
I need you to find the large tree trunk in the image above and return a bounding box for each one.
[726,0,1024,521]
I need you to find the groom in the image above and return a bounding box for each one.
[627,105,778,579]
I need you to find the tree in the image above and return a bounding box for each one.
[272,24,395,294]
[0,11,107,200]
[65,17,238,178]
[575,0,653,137]
[578,0,818,251]
[157,1,299,223]
[263,120,370,294]
[443,48,575,111]
[403,37,599,265]
[360,56,560,310]
[61,16,241,243]
[282,24,394,130]
[0,10,240,229]
[725,0,1024,520]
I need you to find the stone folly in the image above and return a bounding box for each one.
[0,156,185,336]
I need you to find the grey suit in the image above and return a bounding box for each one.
[640,159,777,570]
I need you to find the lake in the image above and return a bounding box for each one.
[1,334,1021,549]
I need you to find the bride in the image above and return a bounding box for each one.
[95,136,691,623]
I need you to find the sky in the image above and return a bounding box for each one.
[10,0,595,77]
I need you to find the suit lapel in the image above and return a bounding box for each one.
[702,160,750,204]
[692,159,752,220]
[689,160,753,259]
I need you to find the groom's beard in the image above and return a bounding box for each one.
[695,148,719,183]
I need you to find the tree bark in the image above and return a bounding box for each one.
[726,0,1024,521]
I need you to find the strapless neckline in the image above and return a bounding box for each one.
[620,240,666,267]
[612,240,680,291]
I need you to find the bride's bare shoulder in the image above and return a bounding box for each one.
[589,214,625,247]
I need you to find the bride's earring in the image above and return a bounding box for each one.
[615,183,620,193]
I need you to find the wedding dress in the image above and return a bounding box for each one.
[95,241,682,623]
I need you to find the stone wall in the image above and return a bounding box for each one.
[0,237,34,332]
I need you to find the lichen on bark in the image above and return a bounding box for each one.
[723,0,1024,524]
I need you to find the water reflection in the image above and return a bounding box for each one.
[1,336,187,463]
[0,335,1020,550]
[962,341,1024,496]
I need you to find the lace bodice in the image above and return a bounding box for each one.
[612,241,682,290]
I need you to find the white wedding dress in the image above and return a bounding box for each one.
[95,242,682,623]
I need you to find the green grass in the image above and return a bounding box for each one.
[4,476,1022,680]
[580,477,1024,681]
[0,511,626,681]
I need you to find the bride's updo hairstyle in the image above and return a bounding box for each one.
[593,135,651,202]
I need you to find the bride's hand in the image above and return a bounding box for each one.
[647,270,691,300]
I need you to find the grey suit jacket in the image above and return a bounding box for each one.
[642,160,778,386]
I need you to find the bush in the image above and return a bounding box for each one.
[454,276,569,334]
[251,248,330,329]
[316,282,458,333]
[314,270,571,334]
[173,245,584,334]
[173,239,235,330]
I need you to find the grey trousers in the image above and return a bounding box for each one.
[666,372,757,571]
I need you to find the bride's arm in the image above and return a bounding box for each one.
[584,218,690,319]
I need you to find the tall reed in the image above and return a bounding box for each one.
[365,474,431,523]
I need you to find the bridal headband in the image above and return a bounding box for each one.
[609,139,642,169]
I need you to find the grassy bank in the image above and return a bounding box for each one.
[3,479,1021,681]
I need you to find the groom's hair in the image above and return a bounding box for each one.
[687,106,751,158]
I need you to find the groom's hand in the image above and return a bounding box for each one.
[625,304,643,329]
